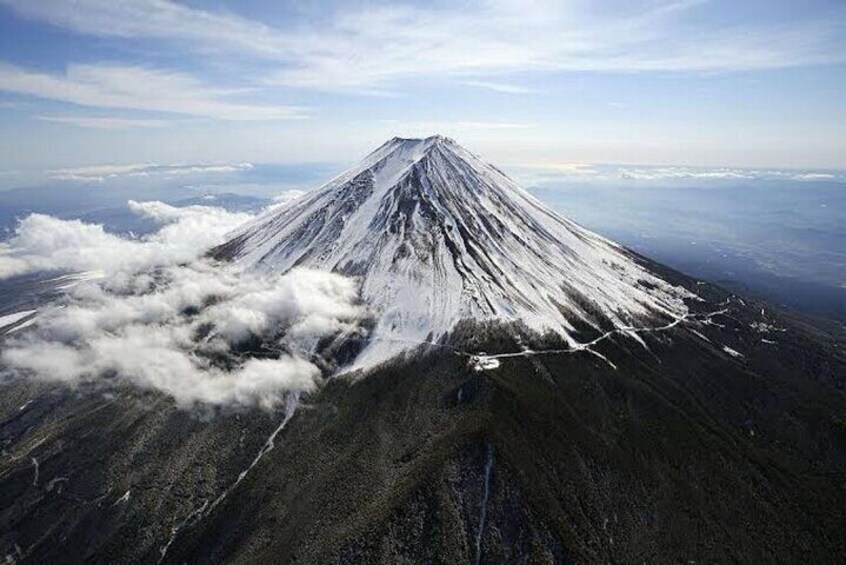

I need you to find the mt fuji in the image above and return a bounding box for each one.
[213,136,690,366]
[0,138,843,564]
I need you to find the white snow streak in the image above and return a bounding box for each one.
[722,345,744,358]
[158,393,299,562]
[0,310,37,333]
[474,444,494,565]
[30,457,39,487]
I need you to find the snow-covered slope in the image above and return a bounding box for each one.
[213,136,691,366]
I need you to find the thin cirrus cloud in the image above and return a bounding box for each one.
[1,0,843,94]
[36,115,171,130]
[0,63,306,120]
[462,81,535,95]
[49,162,254,182]
[0,0,291,55]
[377,119,534,136]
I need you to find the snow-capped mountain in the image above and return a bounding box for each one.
[213,136,691,365]
[5,138,845,564]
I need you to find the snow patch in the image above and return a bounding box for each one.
[722,345,744,358]
[0,310,37,331]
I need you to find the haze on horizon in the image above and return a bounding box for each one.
[0,0,845,180]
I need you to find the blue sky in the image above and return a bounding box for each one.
[0,0,844,179]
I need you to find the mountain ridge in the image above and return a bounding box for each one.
[212,136,692,367]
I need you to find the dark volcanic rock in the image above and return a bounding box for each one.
[1,272,844,563]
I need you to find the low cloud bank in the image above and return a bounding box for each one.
[511,163,844,185]
[0,200,252,280]
[0,198,364,408]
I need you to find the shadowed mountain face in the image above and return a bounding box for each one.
[1,139,844,563]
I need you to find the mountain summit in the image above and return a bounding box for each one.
[213,136,689,365]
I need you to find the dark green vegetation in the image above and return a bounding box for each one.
[1,271,844,563]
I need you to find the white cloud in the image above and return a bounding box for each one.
[510,162,846,184]
[2,1,842,93]
[792,172,836,181]
[0,0,289,56]
[0,200,366,408]
[618,167,757,181]
[616,166,844,182]
[271,190,306,204]
[263,3,844,90]
[0,251,32,279]
[462,80,534,94]
[264,190,307,214]
[0,63,306,120]
[202,267,361,350]
[1,266,360,408]
[50,161,253,182]
[517,162,600,175]
[0,201,251,279]
[36,115,171,129]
